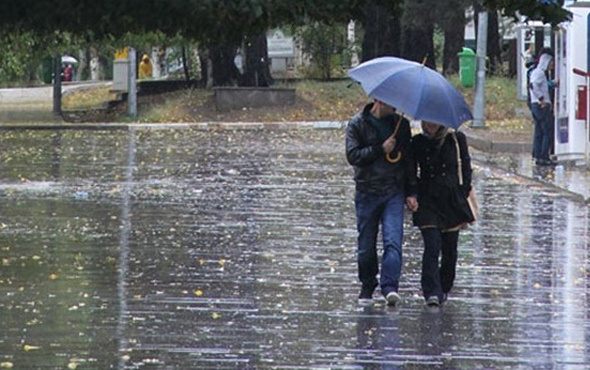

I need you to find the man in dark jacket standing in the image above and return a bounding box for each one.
[346,100,417,306]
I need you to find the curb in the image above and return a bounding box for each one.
[465,133,532,154]
[0,121,346,131]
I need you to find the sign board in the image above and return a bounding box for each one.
[267,30,295,59]
[114,48,129,61]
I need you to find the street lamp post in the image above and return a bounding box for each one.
[472,11,488,128]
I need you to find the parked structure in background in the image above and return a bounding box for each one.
[553,1,590,165]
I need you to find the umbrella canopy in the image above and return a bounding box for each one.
[348,56,473,129]
[61,55,78,64]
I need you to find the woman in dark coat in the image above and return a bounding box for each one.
[410,121,475,306]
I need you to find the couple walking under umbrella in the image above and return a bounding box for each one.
[346,57,476,307]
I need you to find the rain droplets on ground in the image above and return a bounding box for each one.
[0,127,588,369]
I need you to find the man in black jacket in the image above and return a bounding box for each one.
[346,100,418,306]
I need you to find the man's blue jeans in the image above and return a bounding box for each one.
[531,103,554,161]
[355,190,404,295]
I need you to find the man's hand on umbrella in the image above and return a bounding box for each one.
[382,135,396,154]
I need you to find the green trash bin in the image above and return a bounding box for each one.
[457,47,475,88]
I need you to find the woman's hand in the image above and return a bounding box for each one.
[406,196,418,212]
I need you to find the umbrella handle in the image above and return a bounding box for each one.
[386,151,402,163]
[385,114,404,163]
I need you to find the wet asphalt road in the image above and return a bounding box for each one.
[0,126,589,369]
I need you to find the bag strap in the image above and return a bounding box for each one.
[452,132,464,186]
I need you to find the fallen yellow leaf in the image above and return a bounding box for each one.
[23,344,40,351]
[194,290,203,296]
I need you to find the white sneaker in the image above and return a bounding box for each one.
[426,296,440,307]
[385,291,402,307]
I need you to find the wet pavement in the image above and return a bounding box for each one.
[0,82,112,123]
[0,125,589,369]
[472,149,590,204]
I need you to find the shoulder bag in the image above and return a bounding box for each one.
[453,133,478,222]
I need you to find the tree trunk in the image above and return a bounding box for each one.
[181,46,191,81]
[474,2,502,75]
[77,48,89,81]
[90,47,100,80]
[208,44,240,87]
[442,7,466,75]
[198,47,213,88]
[242,33,273,87]
[151,47,161,78]
[402,24,435,69]
[359,2,401,62]
[401,0,435,69]
[506,39,517,77]
[486,10,503,75]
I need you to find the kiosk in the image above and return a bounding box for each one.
[554,2,590,164]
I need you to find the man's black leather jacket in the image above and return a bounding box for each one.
[345,103,415,195]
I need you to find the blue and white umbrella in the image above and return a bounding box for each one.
[348,56,473,129]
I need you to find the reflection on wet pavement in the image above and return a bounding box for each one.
[473,149,590,202]
[0,127,588,368]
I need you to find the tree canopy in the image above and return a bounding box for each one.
[0,0,574,86]
[487,0,571,26]
[0,0,573,44]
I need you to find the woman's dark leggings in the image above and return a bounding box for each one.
[420,228,459,300]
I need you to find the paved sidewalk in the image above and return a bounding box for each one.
[0,118,587,202]
[0,125,588,368]
[0,81,111,123]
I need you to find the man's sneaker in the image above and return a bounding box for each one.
[358,285,376,304]
[426,296,440,307]
[536,159,557,166]
[385,291,402,307]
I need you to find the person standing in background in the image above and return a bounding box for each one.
[529,48,556,166]
[138,54,153,79]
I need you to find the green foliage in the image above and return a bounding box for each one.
[299,21,348,80]
[0,31,77,85]
[0,33,31,82]
[0,0,572,87]
[486,0,571,26]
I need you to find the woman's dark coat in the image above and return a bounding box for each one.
[410,131,475,230]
